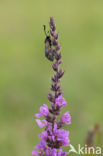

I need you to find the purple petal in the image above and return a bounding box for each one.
[35,119,46,128]
[61,112,71,125]
[40,104,49,117]
[32,150,40,155]
[56,95,67,107]
[35,114,41,118]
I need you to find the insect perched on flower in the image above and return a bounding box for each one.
[32,18,71,156]
[43,25,54,61]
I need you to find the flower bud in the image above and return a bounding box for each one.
[52,39,58,46]
[52,62,58,71]
[56,44,61,51]
[53,33,58,40]
[57,69,64,79]
[55,53,61,60]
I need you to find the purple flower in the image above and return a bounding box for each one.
[57,129,70,146]
[39,131,48,141]
[58,148,67,156]
[45,148,67,156]
[32,139,46,155]
[45,148,57,156]
[60,112,71,125]
[32,150,40,155]
[32,17,71,156]
[35,104,49,118]
[36,119,47,128]
[53,124,70,146]
[55,95,67,107]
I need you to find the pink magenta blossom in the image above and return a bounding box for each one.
[60,112,71,125]
[35,104,49,118]
[55,95,67,107]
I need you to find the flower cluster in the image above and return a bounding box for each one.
[32,17,71,156]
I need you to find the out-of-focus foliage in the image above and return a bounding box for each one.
[84,124,102,156]
[0,0,103,156]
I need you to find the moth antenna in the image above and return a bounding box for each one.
[43,25,47,36]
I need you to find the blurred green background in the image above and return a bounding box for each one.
[0,0,103,156]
